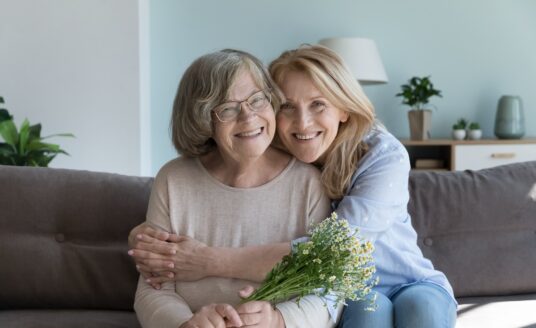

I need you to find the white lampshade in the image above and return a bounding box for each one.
[318,37,388,84]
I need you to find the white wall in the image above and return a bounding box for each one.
[0,0,141,175]
[149,0,536,174]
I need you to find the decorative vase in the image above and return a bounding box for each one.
[494,95,525,139]
[452,129,466,140]
[408,109,432,140]
[468,129,482,140]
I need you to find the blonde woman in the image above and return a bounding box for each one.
[130,45,457,327]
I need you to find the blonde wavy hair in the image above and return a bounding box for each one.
[269,44,376,199]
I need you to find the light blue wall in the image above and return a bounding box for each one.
[150,0,536,174]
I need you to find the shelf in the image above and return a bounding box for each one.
[400,138,536,171]
[401,138,536,146]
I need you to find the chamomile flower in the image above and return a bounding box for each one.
[241,212,377,310]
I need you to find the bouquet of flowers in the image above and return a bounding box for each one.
[242,212,378,309]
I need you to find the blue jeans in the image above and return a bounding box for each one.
[337,282,457,328]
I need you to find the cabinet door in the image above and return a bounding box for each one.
[454,144,536,171]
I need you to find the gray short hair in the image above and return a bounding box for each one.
[171,49,284,157]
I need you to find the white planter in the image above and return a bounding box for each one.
[468,129,482,140]
[452,129,466,140]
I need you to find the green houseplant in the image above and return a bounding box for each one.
[0,97,74,167]
[396,76,442,140]
[452,118,467,140]
[467,122,482,140]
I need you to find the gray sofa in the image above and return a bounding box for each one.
[409,161,536,327]
[1,161,535,327]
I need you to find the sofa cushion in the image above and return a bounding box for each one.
[0,309,141,328]
[0,166,152,310]
[409,161,536,298]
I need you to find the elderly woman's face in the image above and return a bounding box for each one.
[211,70,276,162]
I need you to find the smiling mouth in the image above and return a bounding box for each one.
[293,132,321,140]
[236,127,263,138]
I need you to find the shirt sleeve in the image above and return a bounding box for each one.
[335,142,411,242]
[276,295,343,328]
[134,167,194,328]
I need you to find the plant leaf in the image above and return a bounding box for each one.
[0,109,12,123]
[27,140,47,151]
[0,120,19,147]
[0,143,14,156]
[29,123,42,139]
[41,142,61,152]
[27,140,61,152]
[44,155,57,166]
[41,133,75,139]
[19,119,30,155]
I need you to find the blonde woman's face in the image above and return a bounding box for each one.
[211,70,276,162]
[276,71,348,164]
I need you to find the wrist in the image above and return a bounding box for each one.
[204,246,226,277]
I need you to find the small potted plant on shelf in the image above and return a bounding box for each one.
[452,118,467,140]
[468,122,482,140]
[396,76,442,140]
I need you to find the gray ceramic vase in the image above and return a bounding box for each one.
[494,95,525,139]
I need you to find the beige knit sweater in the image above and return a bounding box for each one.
[134,156,342,328]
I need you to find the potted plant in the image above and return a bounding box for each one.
[468,122,482,140]
[452,118,467,140]
[0,97,12,123]
[0,96,74,167]
[396,76,442,140]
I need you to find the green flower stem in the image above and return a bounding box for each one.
[240,213,377,309]
[243,273,309,303]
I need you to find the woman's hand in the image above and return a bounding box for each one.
[128,223,177,288]
[233,286,285,328]
[145,235,214,283]
[128,222,173,251]
[234,301,285,328]
[128,223,216,287]
[179,303,243,328]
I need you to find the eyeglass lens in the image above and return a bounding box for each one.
[215,91,270,122]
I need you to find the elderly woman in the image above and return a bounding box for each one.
[133,49,340,328]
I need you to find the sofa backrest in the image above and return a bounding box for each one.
[409,161,536,298]
[2,161,535,307]
[0,165,152,310]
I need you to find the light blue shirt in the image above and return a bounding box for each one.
[311,126,455,320]
[334,127,454,298]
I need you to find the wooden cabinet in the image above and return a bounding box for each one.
[400,139,536,171]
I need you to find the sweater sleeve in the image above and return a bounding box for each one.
[134,278,193,328]
[134,166,194,328]
[306,169,332,228]
[275,295,343,328]
[287,167,334,321]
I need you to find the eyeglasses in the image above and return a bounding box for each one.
[213,90,272,122]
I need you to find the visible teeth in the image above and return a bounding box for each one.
[295,133,318,140]
[237,128,262,137]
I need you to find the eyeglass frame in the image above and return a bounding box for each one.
[212,89,272,123]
